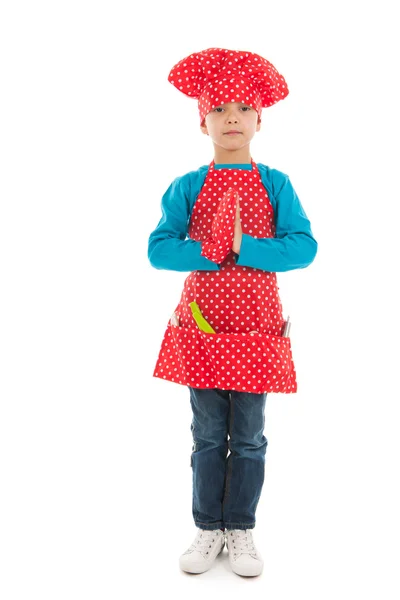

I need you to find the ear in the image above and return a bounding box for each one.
[256,117,261,132]
[200,120,209,136]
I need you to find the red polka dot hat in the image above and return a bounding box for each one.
[168,47,289,124]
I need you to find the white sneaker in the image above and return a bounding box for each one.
[179,528,225,574]
[226,529,264,576]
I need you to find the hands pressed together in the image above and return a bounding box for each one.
[201,188,242,264]
[232,199,242,255]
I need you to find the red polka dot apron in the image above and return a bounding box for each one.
[153,159,297,394]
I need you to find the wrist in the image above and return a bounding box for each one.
[232,233,242,254]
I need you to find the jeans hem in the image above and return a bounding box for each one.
[225,522,256,530]
[195,520,224,531]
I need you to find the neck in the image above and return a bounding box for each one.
[212,145,252,164]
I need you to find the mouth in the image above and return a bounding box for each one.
[224,131,241,135]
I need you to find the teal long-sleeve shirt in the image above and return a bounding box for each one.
[148,163,318,273]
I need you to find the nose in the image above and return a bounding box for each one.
[226,108,239,123]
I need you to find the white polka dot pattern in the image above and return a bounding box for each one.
[153,159,297,394]
[168,47,289,124]
[201,187,238,264]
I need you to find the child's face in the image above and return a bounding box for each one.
[200,102,261,152]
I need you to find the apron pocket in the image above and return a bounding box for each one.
[168,323,296,394]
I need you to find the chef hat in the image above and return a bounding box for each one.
[168,47,289,125]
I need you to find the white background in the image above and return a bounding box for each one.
[1,1,399,598]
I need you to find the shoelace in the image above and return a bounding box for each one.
[191,530,221,557]
[228,529,257,558]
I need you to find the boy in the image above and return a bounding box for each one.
[148,48,317,577]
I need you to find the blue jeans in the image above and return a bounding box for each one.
[189,387,268,531]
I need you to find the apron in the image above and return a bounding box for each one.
[153,158,297,394]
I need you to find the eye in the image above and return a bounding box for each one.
[240,106,251,112]
[214,107,224,112]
